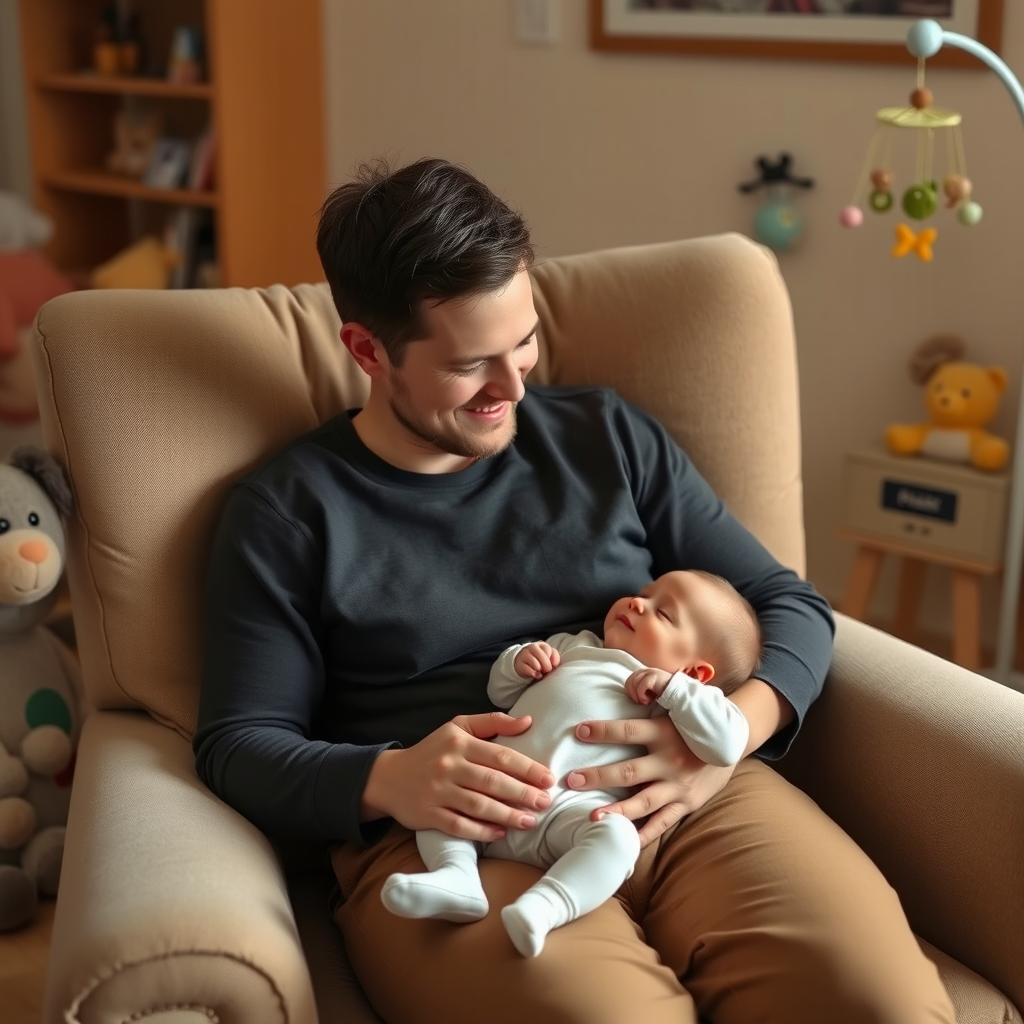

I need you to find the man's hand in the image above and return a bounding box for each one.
[514,641,560,680]
[565,715,735,847]
[625,667,672,705]
[361,711,555,843]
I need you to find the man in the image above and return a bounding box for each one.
[194,158,954,1022]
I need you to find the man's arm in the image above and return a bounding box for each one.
[611,394,834,758]
[730,677,795,758]
[193,483,398,845]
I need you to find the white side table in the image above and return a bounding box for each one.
[838,447,1010,670]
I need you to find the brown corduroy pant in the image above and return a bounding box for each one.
[330,758,955,1024]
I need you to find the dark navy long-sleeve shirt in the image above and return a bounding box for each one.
[193,385,834,846]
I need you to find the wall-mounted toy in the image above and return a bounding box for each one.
[839,56,982,262]
[738,152,815,252]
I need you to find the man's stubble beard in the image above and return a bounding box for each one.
[388,380,518,461]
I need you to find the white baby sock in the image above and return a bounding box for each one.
[501,813,640,957]
[500,876,576,958]
[381,832,488,923]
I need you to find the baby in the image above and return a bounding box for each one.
[381,569,761,957]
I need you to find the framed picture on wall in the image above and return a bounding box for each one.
[589,0,1004,66]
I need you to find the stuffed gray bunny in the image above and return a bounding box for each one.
[0,445,81,930]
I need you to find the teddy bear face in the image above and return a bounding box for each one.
[0,466,65,607]
[925,362,1007,429]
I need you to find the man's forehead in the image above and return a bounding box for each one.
[420,270,535,348]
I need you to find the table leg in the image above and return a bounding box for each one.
[951,569,982,671]
[842,545,884,621]
[892,557,927,642]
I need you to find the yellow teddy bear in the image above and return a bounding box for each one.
[886,334,1010,472]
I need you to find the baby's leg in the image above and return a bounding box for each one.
[381,829,488,923]
[501,808,640,957]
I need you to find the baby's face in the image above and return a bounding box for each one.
[602,571,715,673]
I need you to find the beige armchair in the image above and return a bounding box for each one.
[32,235,1023,1023]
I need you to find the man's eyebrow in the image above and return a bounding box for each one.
[449,319,540,366]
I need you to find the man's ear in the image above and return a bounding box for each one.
[684,662,715,685]
[341,323,389,379]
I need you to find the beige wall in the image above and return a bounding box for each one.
[2,0,1021,641]
[323,0,1024,642]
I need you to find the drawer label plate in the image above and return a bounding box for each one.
[881,480,958,522]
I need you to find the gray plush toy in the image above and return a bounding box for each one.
[0,446,81,931]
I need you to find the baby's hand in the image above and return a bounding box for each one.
[515,642,561,681]
[625,667,673,705]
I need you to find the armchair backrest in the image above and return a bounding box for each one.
[31,233,805,736]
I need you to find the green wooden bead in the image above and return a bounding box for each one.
[902,182,938,220]
[869,189,893,212]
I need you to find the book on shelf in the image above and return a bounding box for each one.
[188,128,216,192]
[165,208,216,289]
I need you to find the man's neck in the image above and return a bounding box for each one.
[351,403,477,475]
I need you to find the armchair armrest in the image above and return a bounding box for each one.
[775,613,1024,1012]
[46,710,317,1024]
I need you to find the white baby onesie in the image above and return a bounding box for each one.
[381,630,750,957]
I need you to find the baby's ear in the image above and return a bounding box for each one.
[686,662,715,685]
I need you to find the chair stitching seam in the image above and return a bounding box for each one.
[62,948,289,1024]
[120,1002,219,1023]
[34,311,139,711]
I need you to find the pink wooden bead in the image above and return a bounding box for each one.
[839,206,864,228]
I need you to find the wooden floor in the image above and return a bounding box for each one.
[1,899,56,1023]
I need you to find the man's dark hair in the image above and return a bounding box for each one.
[316,157,535,366]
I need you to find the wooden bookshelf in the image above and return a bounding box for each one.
[37,72,214,100]
[43,169,217,207]
[19,0,326,288]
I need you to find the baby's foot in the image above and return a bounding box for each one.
[381,865,488,923]
[500,891,557,957]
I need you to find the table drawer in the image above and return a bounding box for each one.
[841,447,1009,567]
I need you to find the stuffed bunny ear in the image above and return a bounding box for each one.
[9,446,73,519]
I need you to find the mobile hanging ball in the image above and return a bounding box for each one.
[943,175,972,208]
[902,182,938,220]
[867,169,893,213]
[870,190,894,213]
[958,201,984,226]
[839,206,864,228]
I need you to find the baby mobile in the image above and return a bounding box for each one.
[839,54,983,263]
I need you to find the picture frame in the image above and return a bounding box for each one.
[589,0,1004,66]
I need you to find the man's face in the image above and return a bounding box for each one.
[381,268,540,461]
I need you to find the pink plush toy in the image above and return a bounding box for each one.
[0,194,76,425]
